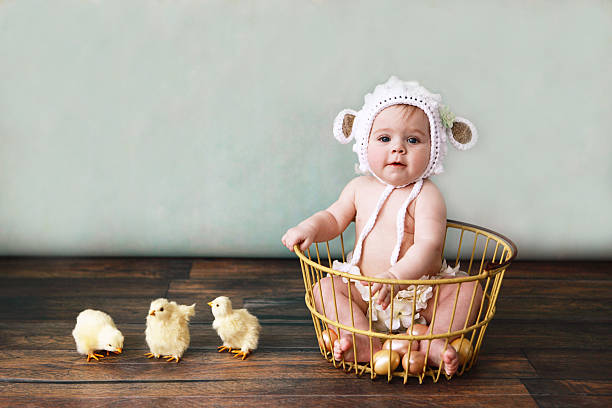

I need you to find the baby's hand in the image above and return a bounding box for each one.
[369,270,400,310]
[281,225,316,252]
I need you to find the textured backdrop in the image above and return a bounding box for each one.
[1,0,610,258]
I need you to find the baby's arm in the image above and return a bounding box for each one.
[390,180,447,278]
[282,178,359,252]
[372,180,447,307]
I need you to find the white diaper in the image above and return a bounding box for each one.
[330,258,467,332]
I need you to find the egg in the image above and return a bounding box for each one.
[403,324,429,351]
[372,349,400,375]
[382,338,414,357]
[407,323,429,337]
[402,350,426,375]
[450,337,473,365]
[317,328,338,351]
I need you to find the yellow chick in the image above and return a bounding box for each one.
[72,309,124,362]
[209,296,261,360]
[145,298,195,363]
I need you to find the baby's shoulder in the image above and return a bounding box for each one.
[415,179,446,211]
[419,179,443,197]
[348,175,379,190]
[340,176,375,195]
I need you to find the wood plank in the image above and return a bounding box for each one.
[532,396,612,408]
[0,295,311,323]
[189,258,298,278]
[168,278,304,296]
[0,257,192,279]
[2,291,607,325]
[524,349,612,380]
[481,320,612,351]
[0,378,533,397]
[3,320,609,352]
[495,297,611,322]
[0,350,536,382]
[0,395,539,408]
[0,322,315,350]
[522,379,612,396]
[0,278,169,297]
[503,261,612,280]
[499,279,612,299]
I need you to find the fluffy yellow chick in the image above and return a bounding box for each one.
[209,296,261,360]
[72,309,124,362]
[145,298,196,363]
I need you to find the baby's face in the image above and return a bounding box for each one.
[367,105,431,186]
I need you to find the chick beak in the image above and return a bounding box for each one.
[149,310,156,316]
[116,348,122,354]
[207,301,213,307]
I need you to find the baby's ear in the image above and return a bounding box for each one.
[448,117,478,150]
[333,109,358,144]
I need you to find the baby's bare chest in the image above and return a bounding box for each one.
[355,189,417,234]
[354,189,416,272]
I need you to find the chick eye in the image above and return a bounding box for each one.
[215,304,218,307]
[108,344,112,347]
[160,307,164,312]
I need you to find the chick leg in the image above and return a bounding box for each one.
[145,352,161,359]
[217,345,232,353]
[87,352,104,362]
[231,350,250,360]
[163,355,180,363]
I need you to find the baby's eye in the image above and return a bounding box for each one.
[407,137,419,144]
[378,135,391,142]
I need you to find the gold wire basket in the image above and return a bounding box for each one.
[294,219,517,383]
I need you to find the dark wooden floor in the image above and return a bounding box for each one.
[0,258,610,407]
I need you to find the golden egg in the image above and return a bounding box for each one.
[372,349,400,375]
[407,323,429,337]
[382,338,414,357]
[450,337,473,365]
[402,350,426,375]
[317,328,338,351]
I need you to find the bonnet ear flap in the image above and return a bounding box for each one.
[448,117,478,150]
[333,109,358,144]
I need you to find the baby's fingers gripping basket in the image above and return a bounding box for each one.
[295,220,517,383]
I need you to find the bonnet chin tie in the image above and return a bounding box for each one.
[349,178,424,267]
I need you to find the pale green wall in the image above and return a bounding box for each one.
[1,0,610,258]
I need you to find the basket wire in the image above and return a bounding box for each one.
[295,220,517,383]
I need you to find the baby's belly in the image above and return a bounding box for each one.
[358,227,414,276]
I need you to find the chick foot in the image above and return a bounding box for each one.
[87,352,104,362]
[145,352,161,359]
[164,355,180,363]
[231,350,250,360]
[107,348,123,356]
[217,345,232,353]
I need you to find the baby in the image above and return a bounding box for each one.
[282,77,482,376]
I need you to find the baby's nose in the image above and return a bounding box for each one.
[392,145,405,154]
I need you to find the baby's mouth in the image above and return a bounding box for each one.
[387,162,406,167]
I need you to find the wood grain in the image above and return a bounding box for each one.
[0,395,540,408]
[0,258,609,407]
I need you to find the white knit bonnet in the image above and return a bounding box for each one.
[333,76,477,184]
[332,76,478,267]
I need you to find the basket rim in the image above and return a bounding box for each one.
[294,219,517,286]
